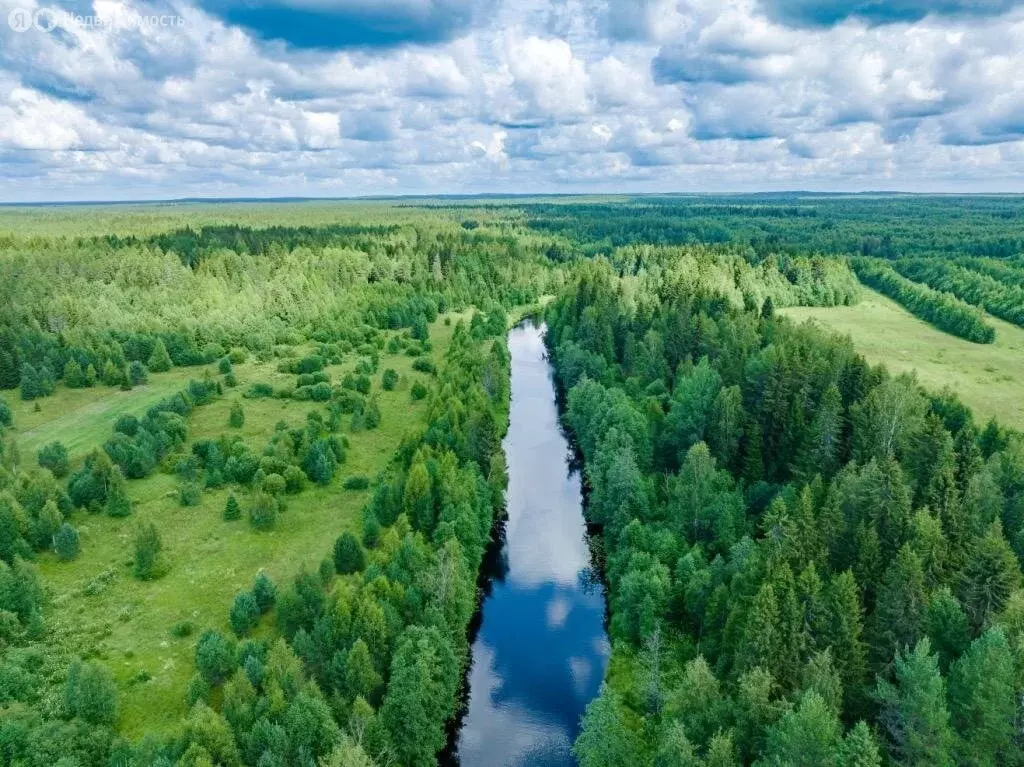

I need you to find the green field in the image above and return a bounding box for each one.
[22,313,467,736]
[782,286,1024,430]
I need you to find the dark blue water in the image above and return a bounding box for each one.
[450,321,610,766]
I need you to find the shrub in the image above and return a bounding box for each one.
[223,494,241,521]
[249,492,277,531]
[179,481,202,507]
[170,620,194,638]
[252,571,276,613]
[333,532,366,575]
[228,349,247,364]
[381,368,399,390]
[229,402,245,428]
[363,397,381,429]
[412,358,436,375]
[229,591,260,637]
[411,381,428,401]
[128,361,148,386]
[114,414,139,436]
[244,383,274,399]
[218,357,232,375]
[224,371,237,388]
[284,465,306,494]
[133,522,163,580]
[37,441,69,478]
[54,523,80,561]
[343,475,370,490]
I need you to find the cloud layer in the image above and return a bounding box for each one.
[0,0,1023,200]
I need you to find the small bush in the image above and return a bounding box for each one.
[412,358,436,375]
[223,371,238,388]
[244,383,274,399]
[133,522,163,580]
[169,620,194,638]
[218,357,233,375]
[223,494,241,521]
[114,414,139,436]
[229,401,245,428]
[37,441,69,478]
[381,369,399,391]
[342,475,370,490]
[179,480,202,507]
[283,465,306,494]
[249,492,277,531]
[410,381,428,401]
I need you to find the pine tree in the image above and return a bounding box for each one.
[54,522,80,561]
[763,691,842,765]
[223,494,241,521]
[959,521,1021,630]
[333,531,366,575]
[872,545,927,666]
[63,359,87,388]
[822,570,868,713]
[148,338,173,373]
[228,401,245,428]
[0,349,18,390]
[19,363,44,401]
[106,469,133,518]
[948,627,1015,765]
[876,639,955,767]
[252,571,276,613]
[573,686,642,767]
[840,721,882,767]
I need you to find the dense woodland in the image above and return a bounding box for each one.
[550,259,1024,766]
[1,195,1024,766]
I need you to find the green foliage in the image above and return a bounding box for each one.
[194,629,234,686]
[178,480,202,507]
[251,571,276,613]
[36,440,69,477]
[228,401,245,428]
[410,380,428,401]
[343,475,370,490]
[229,591,260,637]
[63,660,117,726]
[133,521,164,580]
[223,494,241,521]
[248,491,277,531]
[381,368,399,390]
[53,522,80,561]
[333,532,365,575]
[147,338,173,372]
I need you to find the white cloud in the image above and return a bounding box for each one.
[0,0,1021,199]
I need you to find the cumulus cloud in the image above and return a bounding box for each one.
[0,0,1022,199]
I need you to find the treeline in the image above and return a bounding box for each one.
[547,260,1024,766]
[956,256,1024,289]
[0,220,554,401]
[606,245,860,310]
[514,195,1024,260]
[851,258,994,343]
[894,258,1024,328]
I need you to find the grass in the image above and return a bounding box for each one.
[29,312,471,737]
[11,367,214,464]
[781,286,1024,430]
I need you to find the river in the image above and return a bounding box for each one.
[447,320,610,766]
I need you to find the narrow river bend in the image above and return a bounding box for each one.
[449,320,610,766]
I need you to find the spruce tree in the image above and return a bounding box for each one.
[948,628,1015,765]
[63,359,87,388]
[223,494,241,521]
[54,522,80,561]
[876,639,955,767]
[228,401,245,428]
[19,363,44,401]
[148,338,173,373]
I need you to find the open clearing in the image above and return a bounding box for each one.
[25,313,469,737]
[782,286,1024,430]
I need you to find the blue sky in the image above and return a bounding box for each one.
[0,0,1023,201]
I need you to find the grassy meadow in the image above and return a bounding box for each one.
[782,286,1024,430]
[19,312,467,736]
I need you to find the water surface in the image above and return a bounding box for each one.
[451,320,609,766]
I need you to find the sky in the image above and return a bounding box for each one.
[1,0,1023,201]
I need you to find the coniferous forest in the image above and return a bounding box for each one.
[1,195,1024,766]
